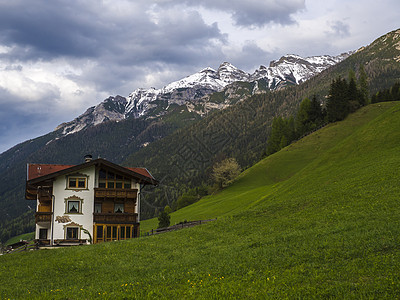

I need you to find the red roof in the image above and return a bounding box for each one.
[28,164,74,180]
[27,163,155,181]
[127,167,154,179]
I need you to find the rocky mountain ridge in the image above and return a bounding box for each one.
[56,53,351,136]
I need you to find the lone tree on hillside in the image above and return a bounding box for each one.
[158,210,171,229]
[212,158,241,189]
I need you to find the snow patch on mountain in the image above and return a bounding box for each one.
[55,96,127,136]
[251,53,351,89]
[55,52,351,136]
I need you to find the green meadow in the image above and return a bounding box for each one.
[1,102,400,299]
[3,232,35,247]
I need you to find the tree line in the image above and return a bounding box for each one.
[266,69,399,156]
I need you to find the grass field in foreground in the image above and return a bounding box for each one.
[1,102,400,299]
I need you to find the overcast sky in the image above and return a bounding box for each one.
[0,0,399,154]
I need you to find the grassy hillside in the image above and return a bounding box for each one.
[3,232,35,247]
[1,102,400,299]
[140,101,399,231]
[125,29,400,217]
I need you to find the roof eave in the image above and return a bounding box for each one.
[27,158,158,186]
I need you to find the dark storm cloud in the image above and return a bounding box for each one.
[0,0,228,96]
[157,0,305,27]
[0,1,226,66]
[0,1,104,59]
[0,87,59,153]
[119,11,225,66]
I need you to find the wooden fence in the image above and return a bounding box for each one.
[1,242,38,254]
[144,218,217,236]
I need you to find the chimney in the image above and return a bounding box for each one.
[84,154,93,163]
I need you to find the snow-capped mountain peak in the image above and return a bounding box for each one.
[163,67,223,92]
[56,52,351,136]
[55,95,127,135]
[251,52,352,88]
[217,62,250,84]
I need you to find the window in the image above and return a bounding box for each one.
[66,227,79,240]
[98,168,132,189]
[107,181,115,189]
[68,177,87,189]
[96,225,103,240]
[64,196,83,214]
[94,225,136,243]
[94,203,102,213]
[114,203,124,213]
[104,225,119,241]
[106,226,112,241]
[67,200,80,213]
[119,226,131,239]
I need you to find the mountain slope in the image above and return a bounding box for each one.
[140,101,400,230]
[123,29,400,216]
[56,54,349,136]
[2,102,400,298]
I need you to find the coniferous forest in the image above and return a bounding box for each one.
[264,68,394,157]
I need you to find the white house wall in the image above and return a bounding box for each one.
[51,165,96,243]
[133,181,139,215]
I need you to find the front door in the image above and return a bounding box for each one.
[39,228,48,240]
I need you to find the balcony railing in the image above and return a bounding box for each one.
[35,212,53,223]
[93,213,138,224]
[38,188,52,201]
[94,188,138,200]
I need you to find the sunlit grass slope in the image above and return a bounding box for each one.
[141,101,399,231]
[4,232,34,246]
[1,102,400,299]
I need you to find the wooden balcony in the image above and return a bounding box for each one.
[94,188,138,200]
[35,212,53,223]
[93,213,138,224]
[26,185,52,201]
[38,191,52,201]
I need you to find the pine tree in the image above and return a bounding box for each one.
[327,77,350,122]
[309,95,323,127]
[157,211,171,228]
[267,117,286,155]
[358,64,369,104]
[348,76,360,112]
[266,116,295,155]
[390,83,400,100]
[295,97,312,137]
